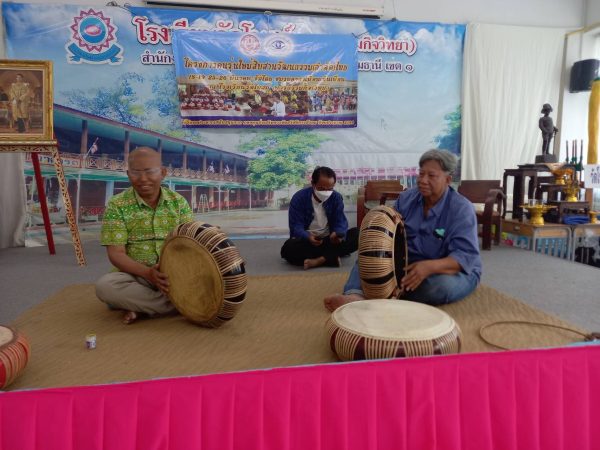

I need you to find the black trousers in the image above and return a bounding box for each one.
[280,227,359,266]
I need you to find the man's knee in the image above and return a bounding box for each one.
[408,273,475,305]
[95,273,120,303]
[428,275,462,304]
[95,272,138,303]
[281,238,309,265]
[280,239,293,259]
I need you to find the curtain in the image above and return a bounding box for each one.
[0,153,26,248]
[462,23,565,180]
[0,7,27,248]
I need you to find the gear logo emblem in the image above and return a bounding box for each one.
[66,9,123,65]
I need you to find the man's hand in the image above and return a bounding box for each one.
[308,234,323,246]
[329,232,342,245]
[146,264,170,295]
[401,261,434,292]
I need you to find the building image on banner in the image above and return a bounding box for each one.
[2,3,464,242]
[24,105,272,242]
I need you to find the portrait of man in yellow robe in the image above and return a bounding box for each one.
[9,73,32,133]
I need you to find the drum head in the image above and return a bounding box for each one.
[332,299,456,341]
[160,236,224,323]
[0,326,14,348]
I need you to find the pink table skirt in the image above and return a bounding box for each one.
[1,345,599,450]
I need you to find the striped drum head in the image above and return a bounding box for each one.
[327,299,461,361]
[358,205,408,299]
[160,222,247,328]
[0,325,30,389]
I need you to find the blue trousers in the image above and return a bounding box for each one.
[343,261,478,306]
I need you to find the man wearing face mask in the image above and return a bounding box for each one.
[281,166,359,270]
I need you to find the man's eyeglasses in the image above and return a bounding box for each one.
[128,167,162,178]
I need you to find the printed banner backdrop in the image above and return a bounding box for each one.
[2,3,465,240]
[171,31,358,128]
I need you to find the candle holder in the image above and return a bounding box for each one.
[563,181,579,202]
[520,203,556,225]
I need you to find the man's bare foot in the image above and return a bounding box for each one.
[123,310,138,325]
[304,256,326,270]
[323,293,365,312]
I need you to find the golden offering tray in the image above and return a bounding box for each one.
[545,163,574,186]
[520,203,557,226]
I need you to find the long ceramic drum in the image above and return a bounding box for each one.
[326,300,461,361]
[358,205,408,299]
[0,325,30,389]
[160,221,247,328]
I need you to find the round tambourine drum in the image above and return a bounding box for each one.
[159,222,247,328]
[0,325,30,389]
[326,300,461,361]
[358,205,408,299]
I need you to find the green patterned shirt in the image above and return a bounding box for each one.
[101,187,194,266]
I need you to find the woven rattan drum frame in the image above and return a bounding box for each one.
[160,222,247,328]
[358,205,408,299]
[326,300,462,361]
[0,325,30,389]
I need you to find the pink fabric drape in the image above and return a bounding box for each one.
[1,345,600,450]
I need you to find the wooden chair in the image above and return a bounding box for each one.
[457,180,505,250]
[357,180,404,227]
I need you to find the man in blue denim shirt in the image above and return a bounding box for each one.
[281,166,359,269]
[324,149,481,311]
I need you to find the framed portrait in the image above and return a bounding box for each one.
[0,59,53,142]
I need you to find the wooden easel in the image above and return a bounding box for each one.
[0,140,86,266]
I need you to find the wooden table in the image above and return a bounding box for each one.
[571,223,600,264]
[502,167,545,221]
[534,183,564,202]
[502,218,571,258]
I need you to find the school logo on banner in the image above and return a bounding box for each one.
[66,9,123,65]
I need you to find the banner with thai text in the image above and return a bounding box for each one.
[171,31,357,128]
[3,3,464,242]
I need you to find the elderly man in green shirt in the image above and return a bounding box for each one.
[95,147,193,324]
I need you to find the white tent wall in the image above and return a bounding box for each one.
[0,4,27,248]
[558,0,600,169]
[587,0,600,26]
[0,0,587,247]
[461,24,565,181]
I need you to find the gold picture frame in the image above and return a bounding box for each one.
[0,59,53,142]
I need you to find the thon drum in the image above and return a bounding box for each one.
[160,221,247,328]
[0,325,30,389]
[327,299,461,361]
[358,205,408,299]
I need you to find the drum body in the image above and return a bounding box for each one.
[327,299,461,361]
[358,205,408,299]
[160,221,247,327]
[0,326,30,389]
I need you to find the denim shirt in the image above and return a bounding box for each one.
[394,186,482,280]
